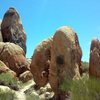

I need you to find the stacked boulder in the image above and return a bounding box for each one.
[1,7,26,54]
[0,8,32,82]
[89,39,100,78]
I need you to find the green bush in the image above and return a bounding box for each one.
[81,61,89,73]
[0,89,16,100]
[26,92,40,100]
[61,77,100,100]
[0,72,17,84]
[0,72,19,90]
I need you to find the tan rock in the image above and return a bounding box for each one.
[0,42,29,76]
[49,26,82,99]
[89,38,100,77]
[19,71,33,83]
[30,38,52,88]
[0,20,3,42]
[0,60,9,73]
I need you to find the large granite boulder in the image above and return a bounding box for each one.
[1,7,26,54]
[89,38,100,77]
[0,42,29,76]
[0,20,3,42]
[30,38,52,88]
[49,26,82,99]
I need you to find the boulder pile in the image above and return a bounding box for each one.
[1,7,100,100]
[0,7,32,83]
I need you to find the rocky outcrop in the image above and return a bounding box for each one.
[89,39,100,77]
[1,7,26,54]
[0,42,29,76]
[0,20,3,42]
[30,38,52,88]
[49,26,82,99]
[19,71,33,83]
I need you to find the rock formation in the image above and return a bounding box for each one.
[89,38,100,77]
[1,7,26,54]
[0,20,3,42]
[0,42,29,76]
[30,38,52,88]
[49,26,82,99]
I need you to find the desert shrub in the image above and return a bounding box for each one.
[61,77,100,100]
[0,72,19,90]
[0,72,17,84]
[0,89,16,100]
[81,61,89,73]
[60,78,72,92]
[26,92,40,100]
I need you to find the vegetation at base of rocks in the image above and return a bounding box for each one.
[61,76,100,100]
[26,92,40,100]
[0,72,19,90]
[81,61,89,73]
[19,80,33,89]
[60,78,72,92]
[0,89,16,100]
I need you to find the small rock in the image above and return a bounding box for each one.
[19,71,33,83]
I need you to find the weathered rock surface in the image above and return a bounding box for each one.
[49,26,82,99]
[0,42,29,76]
[0,60,17,79]
[19,71,33,83]
[0,20,3,42]
[30,38,52,88]
[89,38,100,77]
[26,58,31,70]
[0,60,9,73]
[1,7,26,53]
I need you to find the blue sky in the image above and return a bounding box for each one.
[0,0,100,62]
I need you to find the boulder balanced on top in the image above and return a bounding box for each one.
[1,7,26,54]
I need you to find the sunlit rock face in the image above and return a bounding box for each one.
[89,38,100,78]
[30,38,52,88]
[0,42,29,76]
[0,20,3,42]
[1,7,26,54]
[49,26,82,99]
